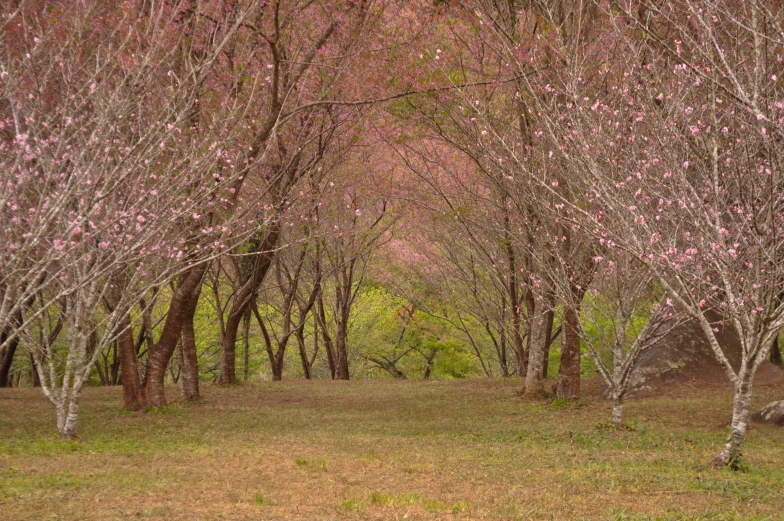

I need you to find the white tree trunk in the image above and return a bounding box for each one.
[612,395,624,428]
[714,371,753,468]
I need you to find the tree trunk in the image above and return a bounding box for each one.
[217,311,240,384]
[254,306,284,381]
[770,335,782,366]
[30,354,40,387]
[317,295,337,379]
[243,307,251,381]
[511,308,525,377]
[524,312,549,394]
[59,398,80,439]
[554,304,581,401]
[423,347,437,380]
[94,357,110,386]
[143,263,208,407]
[118,314,145,410]
[270,348,284,381]
[296,326,312,379]
[217,226,279,384]
[178,285,202,402]
[612,395,623,429]
[541,306,555,378]
[110,342,121,386]
[335,320,350,380]
[713,373,753,469]
[0,323,19,388]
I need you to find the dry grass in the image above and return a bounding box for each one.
[1,377,783,520]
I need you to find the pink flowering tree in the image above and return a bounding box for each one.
[499,0,784,466]
[0,0,260,435]
[579,254,683,428]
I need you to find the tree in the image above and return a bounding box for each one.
[580,255,681,427]
[1,0,262,433]
[500,0,784,466]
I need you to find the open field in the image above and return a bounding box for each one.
[1,378,783,520]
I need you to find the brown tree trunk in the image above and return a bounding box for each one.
[296,326,311,379]
[143,263,209,407]
[217,310,241,384]
[178,285,202,401]
[423,347,437,380]
[511,305,525,377]
[335,320,350,380]
[254,304,284,381]
[30,354,40,387]
[504,211,525,377]
[118,313,145,410]
[770,334,782,366]
[316,293,336,378]
[0,323,20,388]
[554,304,581,401]
[110,342,121,385]
[332,266,353,381]
[217,226,279,384]
[270,352,284,381]
[541,306,556,378]
[243,307,251,381]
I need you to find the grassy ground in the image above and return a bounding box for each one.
[1,377,783,520]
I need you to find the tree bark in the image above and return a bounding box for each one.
[270,349,284,381]
[503,210,525,377]
[332,265,353,381]
[0,309,22,388]
[243,307,251,381]
[524,311,549,394]
[713,372,754,468]
[0,329,18,388]
[554,304,581,401]
[334,319,350,380]
[316,292,337,378]
[541,306,556,378]
[253,303,283,381]
[422,347,437,380]
[143,263,209,407]
[30,353,40,387]
[770,334,782,366]
[217,225,279,384]
[296,325,312,379]
[118,313,145,410]
[611,395,623,429]
[178,284,202,402]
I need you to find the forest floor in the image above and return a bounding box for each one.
[1,377,783,520]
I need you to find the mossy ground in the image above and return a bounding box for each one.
[1,377,783,520]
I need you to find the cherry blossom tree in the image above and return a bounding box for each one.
[484,0,784,466]
[579,254,682,427]
[1,0,262,433]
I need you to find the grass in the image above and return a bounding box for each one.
[0,377,783,520]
